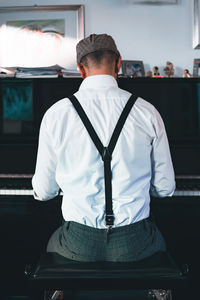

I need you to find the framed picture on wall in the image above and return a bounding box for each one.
[0,5,85,69]
[121,60,145,77]
[193,0,200,49]
[0,5,84,39]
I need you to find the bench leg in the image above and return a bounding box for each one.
[44,290,78,300]
[148,289,172,300]
[44,290,63,300]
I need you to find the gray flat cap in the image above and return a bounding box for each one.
[76,33,120,64]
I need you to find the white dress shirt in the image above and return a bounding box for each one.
[32,75,175,228]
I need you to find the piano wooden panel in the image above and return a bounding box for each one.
[1,77,200,296]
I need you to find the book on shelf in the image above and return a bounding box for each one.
[0,66,16,77]
[61,68,81,77]
[0,65,81,78]
[15,66,59,78]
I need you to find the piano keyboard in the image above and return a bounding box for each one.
[173,190,200,196]
[173,176,200,196]
[0,174,64,196]
[0,189,34,196]
[1,174,200,196]
[0,174,33,196]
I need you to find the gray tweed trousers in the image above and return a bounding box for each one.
[46,217,166,262]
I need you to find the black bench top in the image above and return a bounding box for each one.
[27,252,188,290]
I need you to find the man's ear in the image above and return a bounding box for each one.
[115,56,122,74]
[77,63,87,79]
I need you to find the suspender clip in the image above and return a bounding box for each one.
[106,214,114,226]
[107,225,113,234]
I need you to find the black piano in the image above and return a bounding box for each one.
[0,77,200,298]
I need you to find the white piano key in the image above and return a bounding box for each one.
[0,189,63,196]
[193,191,200,196]
[0,189,34,196]
[173,190,200,196]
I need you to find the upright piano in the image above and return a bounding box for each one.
[0,77,200,293]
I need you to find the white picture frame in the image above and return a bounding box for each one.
[193,0,200,49]
[0,5,85,69]
[0,5,85,40]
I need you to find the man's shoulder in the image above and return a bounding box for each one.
[117,87,157,113]
[135,96,156,111]
[133,96,162,125]
[44,97,73,117]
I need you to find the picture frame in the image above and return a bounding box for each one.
[121,60,145,77]
[193,0,200,49]
[0,5,85,69]
[193,58,200,76]
[0,5,85,40]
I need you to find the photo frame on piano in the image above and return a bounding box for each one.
[121,60,145,77]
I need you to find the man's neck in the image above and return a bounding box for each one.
[87,68,117,79]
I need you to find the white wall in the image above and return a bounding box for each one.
[0,0,199,76]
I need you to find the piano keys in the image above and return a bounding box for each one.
[1,174,200,197]
[173,176,200,196]
[0,174,33,195]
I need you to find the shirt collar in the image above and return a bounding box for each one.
[79,75,118,90]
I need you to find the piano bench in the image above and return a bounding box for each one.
[25,251,188,300]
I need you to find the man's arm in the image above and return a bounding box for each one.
[32,114,59,200]
[150,108,176,198]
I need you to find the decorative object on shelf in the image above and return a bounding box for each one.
[121,60,145,77]
[152,66,163,77]
[163,61,174,77]
[145,71,153,77]
[153,66,160,76]
[193,58,200,77]
[183,69,192,78]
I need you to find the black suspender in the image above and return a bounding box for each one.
[68,94,138,227]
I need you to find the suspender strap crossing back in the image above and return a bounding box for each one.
[68,94,138,226]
